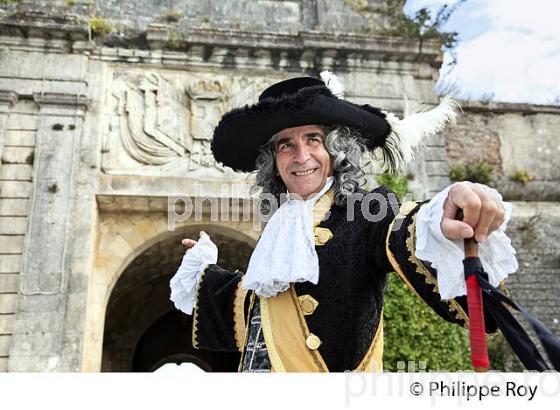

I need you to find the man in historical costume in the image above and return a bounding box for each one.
[168,73,552,372]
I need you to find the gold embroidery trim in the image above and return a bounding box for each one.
[498,281,509,297]
[498,281,514,312]
[405,212,470,328]
[313,187,335,228]
[191,264,210,349]
[386,204,423,299]
[233,274,249,352]
[385,202,470,329]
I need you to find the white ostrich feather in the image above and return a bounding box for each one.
[378,95,461,174]
[320,70,345,99]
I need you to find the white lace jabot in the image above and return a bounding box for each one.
[242,177,334,297]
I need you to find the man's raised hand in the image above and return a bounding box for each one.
[181,231,209,249]
[441,181,505,243]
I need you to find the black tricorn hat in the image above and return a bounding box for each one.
[211,74,392,173]
[211,72,460,174]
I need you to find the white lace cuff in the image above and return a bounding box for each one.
[169,234,218,315]
[415,183,518,300]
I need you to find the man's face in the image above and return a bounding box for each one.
[275,124,334,199]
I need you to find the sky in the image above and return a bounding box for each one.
[403,0,560,105]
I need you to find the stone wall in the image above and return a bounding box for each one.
[445,101,560,201]
[0,97,37,371]
[1,0,388,35]
[509,202,560,338]
[444,101,560,342]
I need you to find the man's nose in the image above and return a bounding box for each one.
[293,143,311,163]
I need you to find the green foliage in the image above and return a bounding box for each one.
[90,18,112,38]
[509,169,533,185]
[346,0,464,50]
[0,0,22,3]
[66,0,75,6]
[449,162,494,185]
[162,11,183,23]
[383,273,472,371]
[485,331,521,372]
[376,172,408,199]
[167,31,187,49]
[344,0,375,13]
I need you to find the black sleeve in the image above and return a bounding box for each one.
[366,185,402,275]
[192,264,251,352]
[386,201,501,334]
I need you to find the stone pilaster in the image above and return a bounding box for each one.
[8,92,89,371]
[0,91,18,164]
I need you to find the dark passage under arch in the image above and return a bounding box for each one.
[101,227,254,372]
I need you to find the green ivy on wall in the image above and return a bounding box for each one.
[383,273,472,371]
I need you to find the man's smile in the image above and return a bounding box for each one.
[291,168,319,176]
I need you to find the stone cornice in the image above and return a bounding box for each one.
[458,100,560,115]
[0,12,442,68]
[0,90,18,107]
[0,10,89,41]
[160,27,442,66]
[33,92,89,108]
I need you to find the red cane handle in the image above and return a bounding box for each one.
[465,266,490,371]
[457,210,489,371]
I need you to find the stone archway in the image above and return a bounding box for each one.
[100,227,254,372]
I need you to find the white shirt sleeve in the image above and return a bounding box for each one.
[415,183,518,300]
[169,234,218,315]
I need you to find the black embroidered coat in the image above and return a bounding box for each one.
[189,186,500,371]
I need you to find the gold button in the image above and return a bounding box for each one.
[298,294,319,315]
[318,230,329,244]
[314,227,333,246]
[301,299,314,314]
[306,333,322,350]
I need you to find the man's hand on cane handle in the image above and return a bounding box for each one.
[441,181,505,243]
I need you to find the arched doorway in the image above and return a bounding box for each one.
[100,227,254,372]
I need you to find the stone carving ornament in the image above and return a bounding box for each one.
[102,71,273,177]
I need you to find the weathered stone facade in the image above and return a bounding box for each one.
[444,102,560,363]
[445,101,560,201]
[0,0,557,372]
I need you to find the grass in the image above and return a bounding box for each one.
[449,161,494,185]
[90,18,112,38]
[509,170,533,184]
[162,11,183,23]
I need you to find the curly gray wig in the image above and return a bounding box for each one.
[251,126,368,212]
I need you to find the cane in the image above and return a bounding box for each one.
[458,210,490,372]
